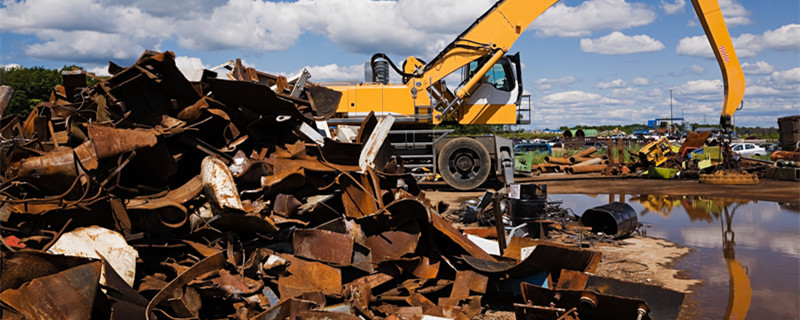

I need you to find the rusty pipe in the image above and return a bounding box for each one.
[574,147,597,158]
[569,164,606,174]
[545,156,572,165]
[572,158,602,168]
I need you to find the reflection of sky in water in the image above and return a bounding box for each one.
[552,194,800,320]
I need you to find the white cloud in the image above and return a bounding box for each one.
[762,24,800,51]
[302,63,365,82]
[689,65,706,75]
[0,0,500,63]
[632,77,650,86]
[541,90,624,106]
[534,76,578,91]
[660,0,685,15]
[741,61,775,75]
[718,0,750,26]
[2,64,22,70]
[174,56,207,73]
[763,67,800,88]
[596,78,627,89]
[744,85,781,97]
[676,79,722,95]
[677,24,800,59]
[531,0,656,37]
[580,32,664,55]
[609,87,639,99]
[87,65,111,77]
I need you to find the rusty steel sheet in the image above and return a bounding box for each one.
[365,229,420,263]
[555,269,589,290]
[0,260,101,320]
[446,270,488,306]
[429,209,496,261]
[462,242,601,279]
[276,253,342,298]
[87,124,158,158]
[412,256,441,279]
[12,140,98,178]
[201,156,244,211]
[679,131,711,154]
[339,174,380,218]
[292,228,355,265]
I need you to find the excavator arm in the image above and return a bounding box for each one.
[690,0,746,131]
[412,0,558,93]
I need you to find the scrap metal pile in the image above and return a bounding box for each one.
[0,51,679,319]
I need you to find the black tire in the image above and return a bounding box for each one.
[438,137,491,190]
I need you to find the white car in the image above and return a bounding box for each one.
[731,143,766,157]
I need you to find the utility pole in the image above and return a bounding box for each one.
[669,89,673,136]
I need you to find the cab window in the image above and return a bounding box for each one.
[466,58,515,91]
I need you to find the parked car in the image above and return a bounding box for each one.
[583,141,607,149]
[762,143,780,154]
[730,143,766,157]
[514,143,552,155]
[547,138,563,148]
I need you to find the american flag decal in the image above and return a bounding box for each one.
[719,45,730,63]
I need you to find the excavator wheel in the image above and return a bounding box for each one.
[438,137,491,190]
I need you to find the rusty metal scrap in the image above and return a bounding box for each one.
[0,50,669,320]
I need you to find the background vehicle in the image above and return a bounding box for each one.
[730,143,766,157]
[514,143,552,156]
[583,141,607,150]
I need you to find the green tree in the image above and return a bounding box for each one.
[0,66,62,115]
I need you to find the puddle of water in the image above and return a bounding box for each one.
[555,194,800,320]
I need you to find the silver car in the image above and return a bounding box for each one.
[730,143,766,157]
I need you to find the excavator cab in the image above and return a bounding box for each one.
[449,53,526,125]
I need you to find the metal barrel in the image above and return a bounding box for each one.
[510,183,548,227]
[580,202,638,239]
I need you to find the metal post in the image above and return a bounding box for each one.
[492,194,506,255]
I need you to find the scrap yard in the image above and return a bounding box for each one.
[0,0,798,319]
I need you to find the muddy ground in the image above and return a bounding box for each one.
[423,177,798,319]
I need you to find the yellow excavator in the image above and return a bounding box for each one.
[324,0,744,190]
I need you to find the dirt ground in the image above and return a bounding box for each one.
[423,175,800,202]
[423,177,798,319]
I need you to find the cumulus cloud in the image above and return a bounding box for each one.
[87,65,111,77]
[596,79,627,89]
[301,64,365,82]
[632,77,650,86]
[741,61,775,75]
[676,79,723,95]
[660,0,685,15]
[2,64,22,70]
[677,24,800,59]
[689,65,706,75]
[541,90,625,106]
[531,0,656,37]
[718,0,750,26]
[0,0,496,63]
[580,32,664,55]
[762,67,800,88]
[534,76,578,91]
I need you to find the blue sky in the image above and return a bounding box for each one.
[1,0,798,129]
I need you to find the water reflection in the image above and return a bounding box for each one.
[564,194,800,319]
[634,196,752,320]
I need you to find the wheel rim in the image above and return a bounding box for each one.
[447,149,482,180]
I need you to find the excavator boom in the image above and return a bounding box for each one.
[415,0,558,88]
[691,0,746,127]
